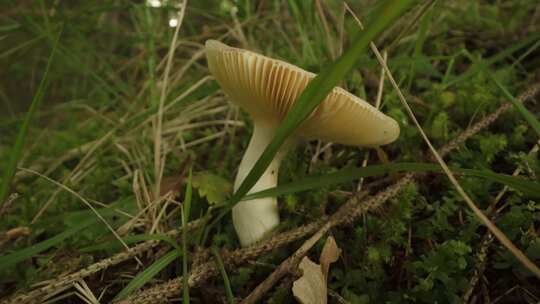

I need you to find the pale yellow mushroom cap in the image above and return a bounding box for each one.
[205,40,399,147]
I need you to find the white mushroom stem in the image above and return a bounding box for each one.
[233,121,288,247]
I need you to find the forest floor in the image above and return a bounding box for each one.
[1,1,540,303]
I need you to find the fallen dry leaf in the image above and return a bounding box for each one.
[319,236,341,280]
[292,256,327,304]
[3,226,31,240]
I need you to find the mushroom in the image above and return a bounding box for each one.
[205,40,399,247]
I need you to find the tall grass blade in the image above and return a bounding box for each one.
[442,33,540,89]
[489,76,540,137]
[182,168,193,303]
[0,28,62,206]
[211,247,235,304]
[244,163,540,200]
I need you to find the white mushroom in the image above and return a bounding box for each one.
[205,40,400,247]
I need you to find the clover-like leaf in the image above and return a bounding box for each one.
[192,172,232,205]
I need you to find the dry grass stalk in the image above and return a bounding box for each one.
[5,240,158,304]
[0,193,18,217]
[153,0,187,198]
[462,141,540,303]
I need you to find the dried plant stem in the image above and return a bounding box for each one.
[0,193,18,217]
[462,233,494,303]
[462,141,540,303]
[19,167,138,265]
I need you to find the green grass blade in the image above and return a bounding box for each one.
[407,1,435,90]
[461,50,540,137]
[0,203,133,270]
[114,250,181,301]
[441,33,540,89]
[229,0,415,207]
[182,168,193,303]
[0,27,62,206]
[0,217,96,270]
[488,76,540,137]
[244,163,540,200]
[211,247,235,304]
[460,168,540,197]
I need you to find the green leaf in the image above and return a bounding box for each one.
[192,172,232,205]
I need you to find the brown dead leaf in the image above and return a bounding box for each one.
[157,175,184,198]
[292,257,327,304]
[319,236,341,280]
[3,226,31,240]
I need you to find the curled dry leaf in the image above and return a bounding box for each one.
[292,256,327,304]
[3,226,31,240]
[156,175,184,199]
[319,236,341,280]
[292,236,341,304]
